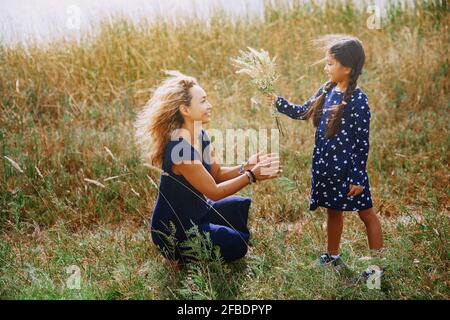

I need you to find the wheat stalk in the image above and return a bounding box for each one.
[4,156,24,173]
[84,178,106,188]
[231,47,285,136]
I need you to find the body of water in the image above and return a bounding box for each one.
[0,0,405,45]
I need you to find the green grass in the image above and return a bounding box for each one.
[0,0,449,299]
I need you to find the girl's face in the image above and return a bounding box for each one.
[324,52,351,84]
[181,85,212,124]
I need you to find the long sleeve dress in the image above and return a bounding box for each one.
[275,84,373,212]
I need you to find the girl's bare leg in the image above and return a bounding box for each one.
[358,207,383,251]
[327,208,344,255]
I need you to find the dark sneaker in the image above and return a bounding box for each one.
[314,253,357,285]
[316,253,342,267]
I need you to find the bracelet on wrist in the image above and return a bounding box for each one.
[239,162,245,175]
[244,171,253,184]
[246,169,257,184]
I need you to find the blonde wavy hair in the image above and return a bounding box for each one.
[134,70,199,167]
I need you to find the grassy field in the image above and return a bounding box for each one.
[0,0,449,299]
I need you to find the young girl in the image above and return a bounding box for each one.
[267,35,383,274]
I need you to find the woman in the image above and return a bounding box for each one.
[135,71,281,263]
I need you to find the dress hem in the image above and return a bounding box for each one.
[310,203,373,212]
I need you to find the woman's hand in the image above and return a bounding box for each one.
[245,152,278,169]
[245,152,261,168]
[347,184,364,197]
[265,93,278,107]
[249,154,282,181]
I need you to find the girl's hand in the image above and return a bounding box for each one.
[347,184,364,197]
[265,93,278,107]
[250,155,282,181]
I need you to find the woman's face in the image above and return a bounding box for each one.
[324,52,351,84]
[183,85,212,124]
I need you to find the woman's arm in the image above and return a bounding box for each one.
[175,162,250,201]
[208,146,247,183]
[174,155,280,201]
[209,148,271,183]
[211,164,247,183]
[209,149,280,183]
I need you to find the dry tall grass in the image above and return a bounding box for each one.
[0,0,448,299]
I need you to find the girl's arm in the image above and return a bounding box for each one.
[272,85,325,120]
[349,94,371,186]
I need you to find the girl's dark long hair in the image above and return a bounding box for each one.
[304,35,366,138]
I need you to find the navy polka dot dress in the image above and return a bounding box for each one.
[276,84,373,212]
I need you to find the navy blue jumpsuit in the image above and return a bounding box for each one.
[150,129,251,262]
[276,84,373,212]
